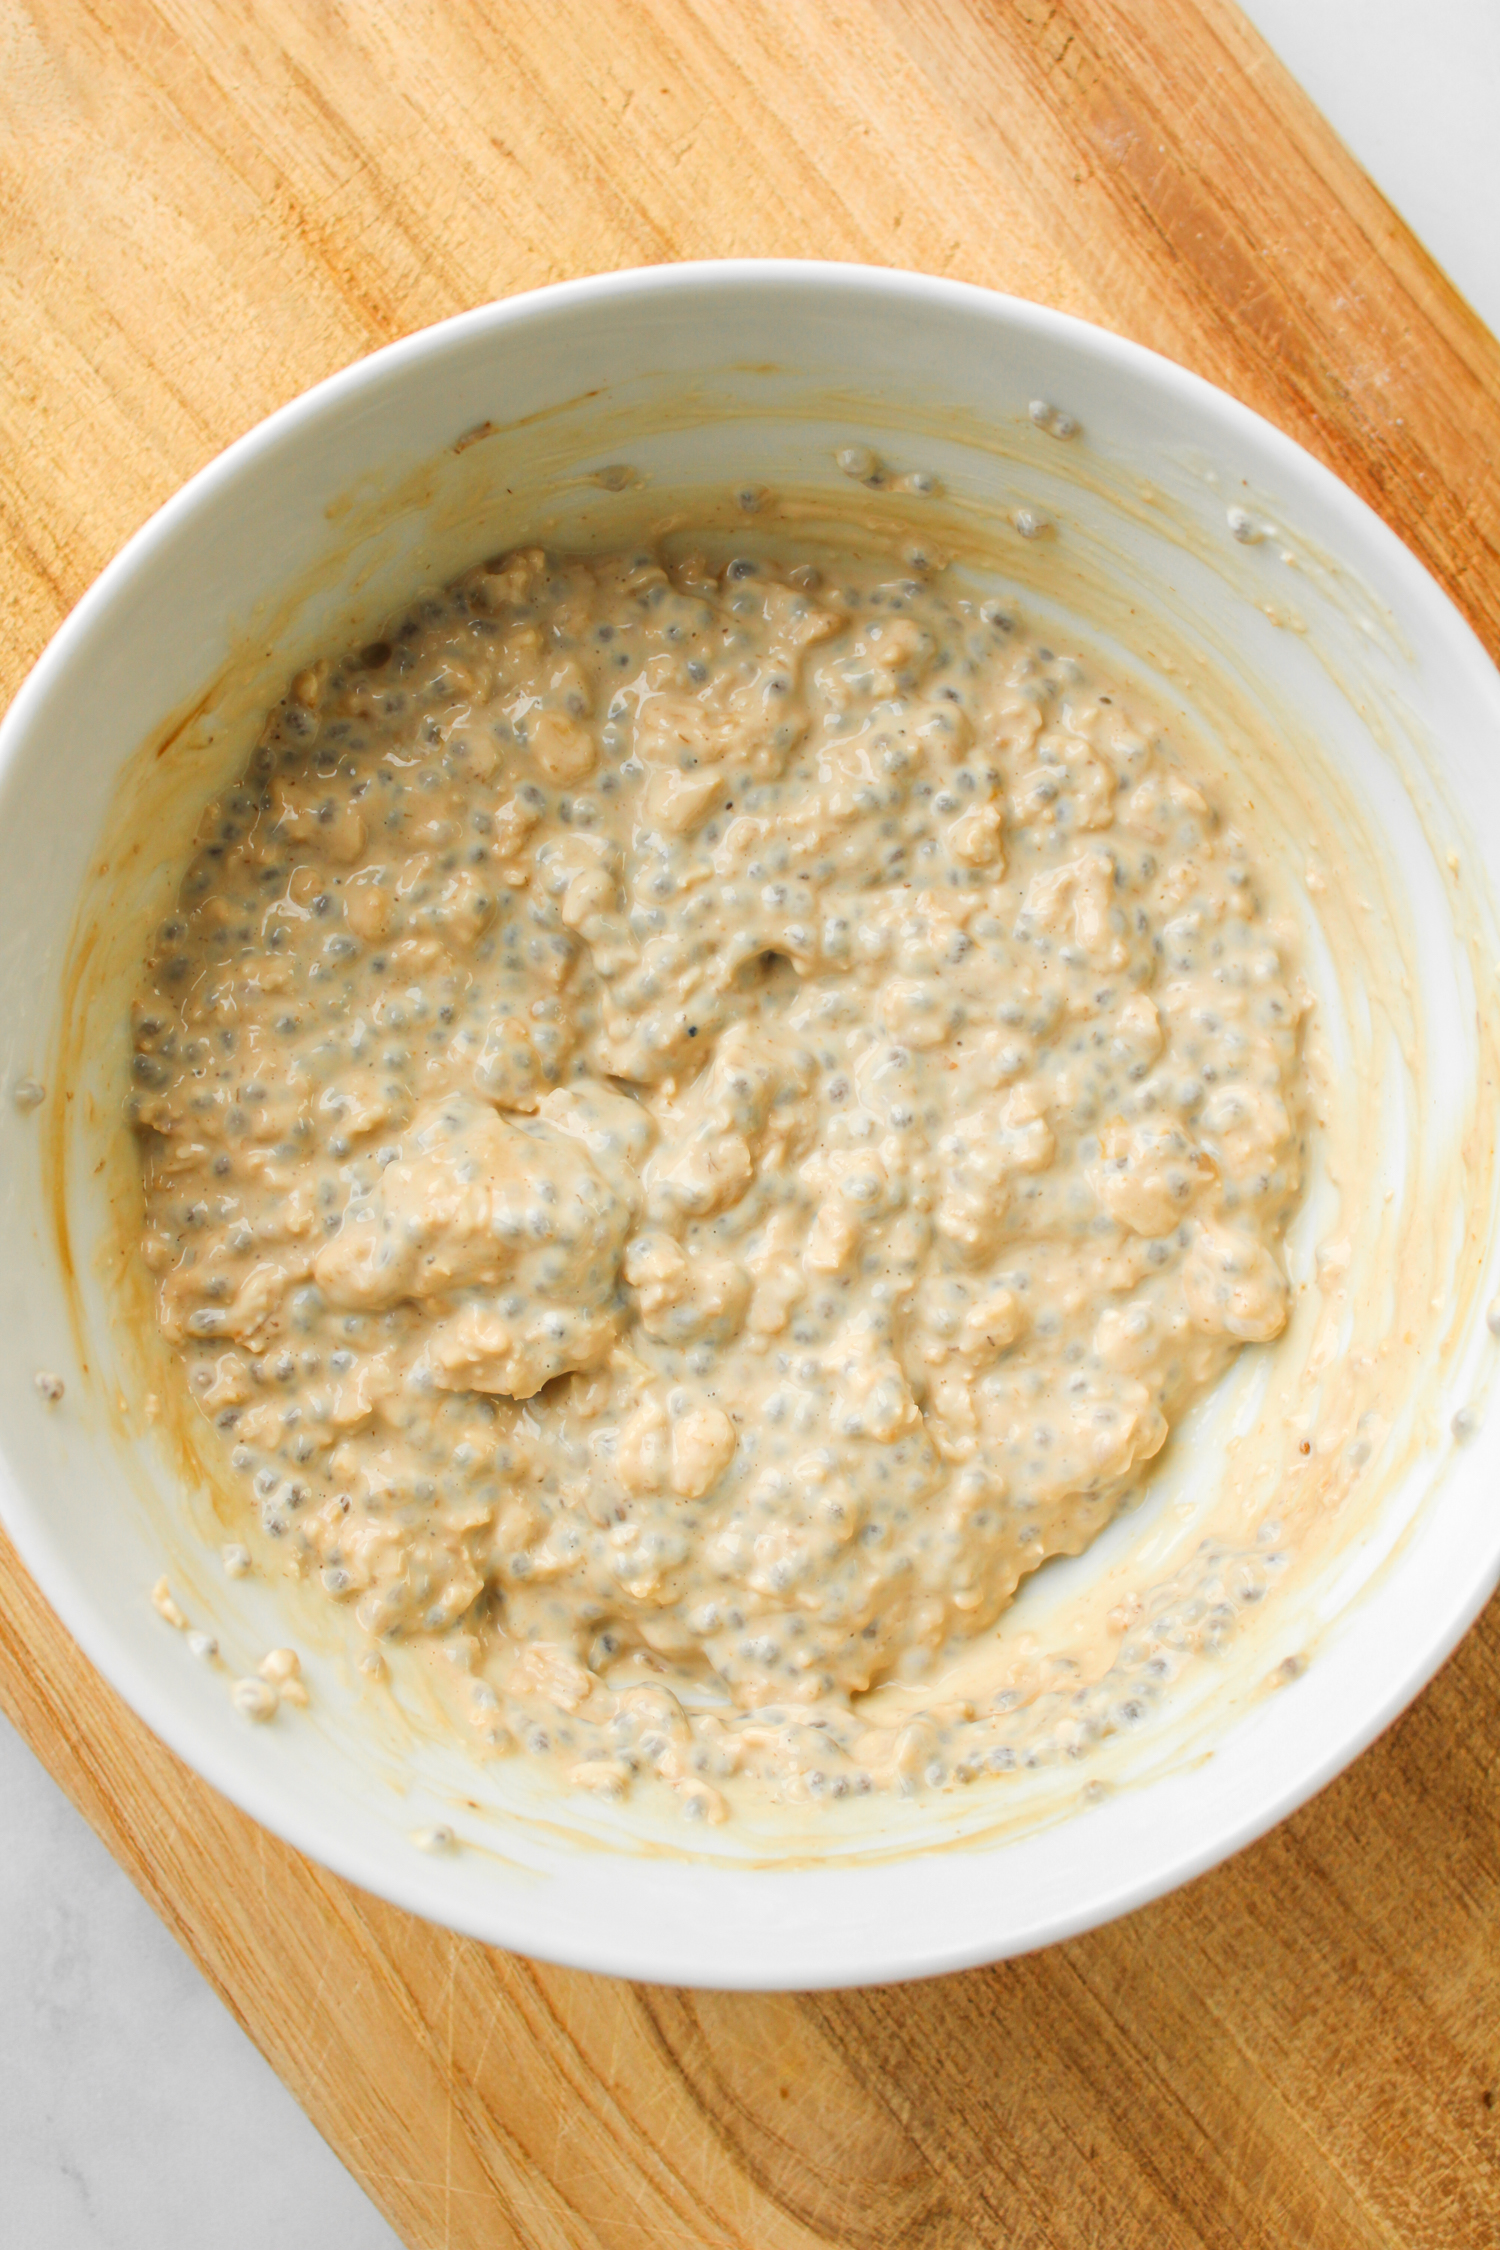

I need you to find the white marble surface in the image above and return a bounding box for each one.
[4,8,1498,2244]
[0,1716,401,2248]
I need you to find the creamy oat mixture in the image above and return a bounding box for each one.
[130,538,1306,1815]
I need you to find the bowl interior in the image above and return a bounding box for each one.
[4,265,1500,1987]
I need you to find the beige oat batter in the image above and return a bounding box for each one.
[130,539,1306,1814]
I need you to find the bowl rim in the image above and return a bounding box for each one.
[5,255,1499,1988]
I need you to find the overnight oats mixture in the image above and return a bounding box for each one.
[129,535,1308,1819]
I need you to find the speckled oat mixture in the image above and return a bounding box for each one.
[130,538,1306,1816]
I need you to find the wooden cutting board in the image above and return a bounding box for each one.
[5,4,1500,2243]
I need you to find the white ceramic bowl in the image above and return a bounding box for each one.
[5,262,1500,1989]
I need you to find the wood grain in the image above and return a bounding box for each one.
[4,4,1500,2244]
